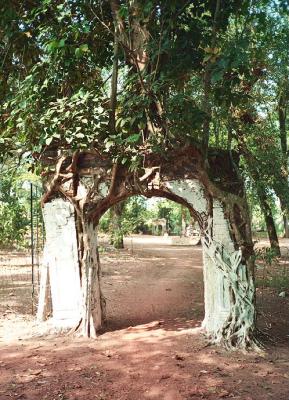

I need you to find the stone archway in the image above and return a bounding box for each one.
[37,146,256,349]
[151,218,167,235]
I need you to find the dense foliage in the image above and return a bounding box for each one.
[0,1,289,248]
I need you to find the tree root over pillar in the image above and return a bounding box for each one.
[75,220,105,337]
[202,220,261,351]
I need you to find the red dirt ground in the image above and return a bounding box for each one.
[0,236,289,400]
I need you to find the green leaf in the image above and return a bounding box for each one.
[126,133,140,143]
[211,70,224,83]
[45,137,53,145]
[104,141,114,150]
[46,40,59,52]
[79,44,89,52]
[119,5,128,18]
[58,38,66,48]
[75,44,89,57]
[75,48,81,58]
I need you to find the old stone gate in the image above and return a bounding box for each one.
[37,146,256,349]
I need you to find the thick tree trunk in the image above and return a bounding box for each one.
[278,91,287,156]
[79,220,103,337]
[283,215,289,238]
[257,187,281,256]
[263,211,280,256]
[278,88,289,238]
[110,202,124,249]
[280,200,289,238]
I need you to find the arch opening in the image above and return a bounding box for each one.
[98,195,204,332]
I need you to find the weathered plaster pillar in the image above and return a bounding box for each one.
[38,198,82,328]
[165,180,227,330]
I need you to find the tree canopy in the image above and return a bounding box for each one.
[0,0,289,249]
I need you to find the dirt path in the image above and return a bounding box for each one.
[0,236,289,400]
[101,236,204,331]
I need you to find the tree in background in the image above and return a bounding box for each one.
[109,202,125,249]
[0,162,41,249]
[99,196,150,246]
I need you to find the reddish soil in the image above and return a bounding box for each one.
[0,236,289,400]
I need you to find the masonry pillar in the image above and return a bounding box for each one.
[38,198,82,328]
